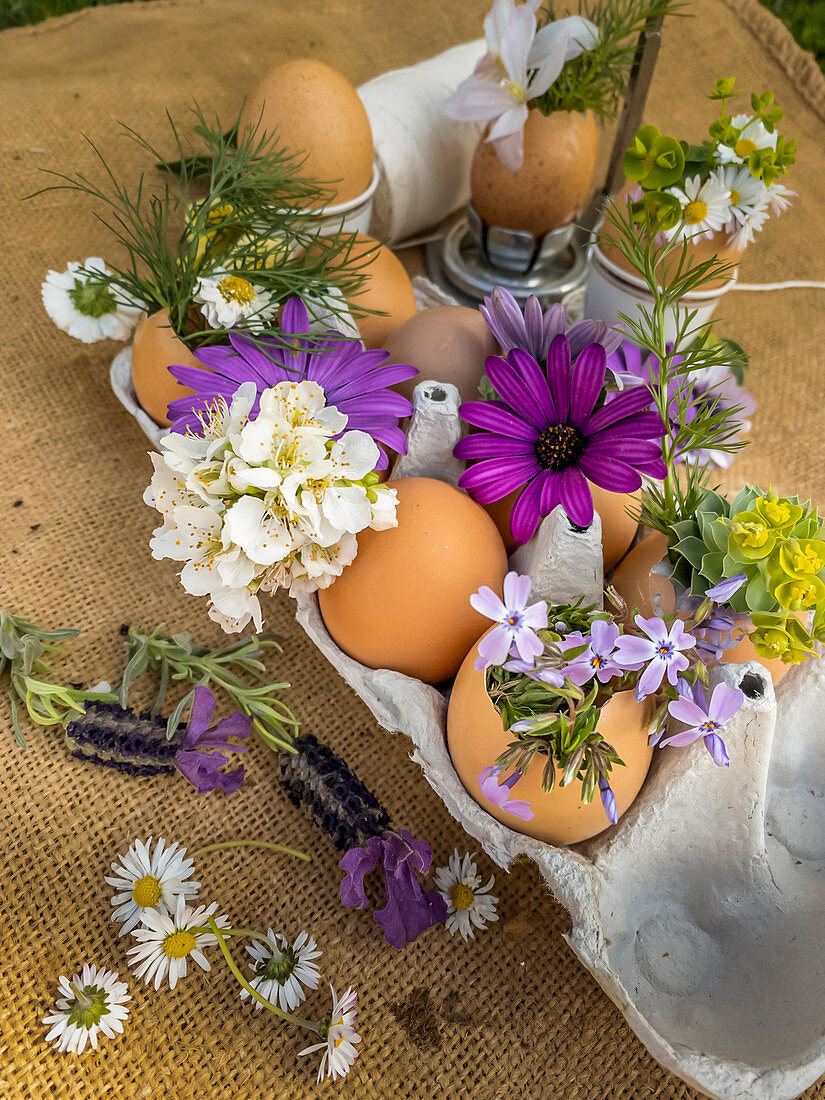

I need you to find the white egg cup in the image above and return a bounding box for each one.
[584,238,738,345]
[294,298,825,1100]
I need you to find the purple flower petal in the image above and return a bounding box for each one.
[486,354,553,430]
[510,472,553,543]
[458,400,540,442]
[545,334,572,419]
[568,343,607,425]
[579,453,642,494]
[705,574,748,602]
[458,456,541,503]
[454,434,537,461]
[558,466,594,527]
[708,682,744,725]
[704,732,730,767]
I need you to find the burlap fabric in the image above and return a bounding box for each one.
[1,1,824,1096]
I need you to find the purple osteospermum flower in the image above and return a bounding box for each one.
[173,685,251,794]
[559,620,624,686]
[598,774,618,825]
[455,335,667,541]
[613,615,696,700]
[662,681,744,766]
[166,296,418,469]
[605,341,755,469]
[480,286,623,364]
[477,766,534,821]
[471,571,549,670]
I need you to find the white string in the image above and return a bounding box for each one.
[732,280,825,292]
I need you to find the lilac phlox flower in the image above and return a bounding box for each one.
[694,608,741,666]
[705,574,747,603]
[598,773,618,825]
[559,619,624,686]
[480,286,623,365]
[471,571,548,670]
[339,831,448,949]
[455,336,667,542]
[613,615,696,700]
[167,296,417,469]
[173,685,251,794]
[661,681,744,767]
[477,766,534,821]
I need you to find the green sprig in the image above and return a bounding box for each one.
[119,625,298,753]
[0,611,115,748]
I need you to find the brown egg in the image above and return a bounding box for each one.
[383,306,498,403]
[598,184,740,291]
[609,532,676,626]
[447,632,654,845]
[322,234,417,348]
[240,59,374,206]
[471,109,598,237]
[482,482,639,567]
[131,309,200,427]
[318,477,508,684]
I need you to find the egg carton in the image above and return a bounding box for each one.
[295,378,825,1100]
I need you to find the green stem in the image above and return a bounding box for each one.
[192,839,311,862]
[206,918,323,1035]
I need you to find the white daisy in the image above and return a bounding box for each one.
[716,113,778,166]
[240,930,322,1012]
[710,165,770,250]
[766,182,795,217]
[105,837,200,936]
[667,174,731,241]
[298,985,361,1084]
[41,258,144,343]
[126,893,229,991]
[434,850,499,941]
[193,269,275,330]
[43,963,130,1054]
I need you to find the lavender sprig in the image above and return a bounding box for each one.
[281,735,447,949]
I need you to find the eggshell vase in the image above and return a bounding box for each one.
[294,278,825,1100]
[470,109,598,237]
[447,635,654,845]
[130,309,200,428]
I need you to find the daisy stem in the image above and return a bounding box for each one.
[192,839,311,862]
[206,918,324,1035]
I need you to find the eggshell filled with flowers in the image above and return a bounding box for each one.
[471,109,598,236]
[447,633,655,845]
[318,478,508,684]
[239,59,374,206]
[131,309,200,427]
[384,306,498,403]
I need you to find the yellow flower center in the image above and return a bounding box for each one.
[163,929,197,959]
[794,547,824,574]
[741,522,768,548]
[684,200,709,225]
[763,500,791,525]
[763,631,789,656]
[132,875,162,908]
[730,188,741,206]
[790,583,819,607]
[504,79,528,104]
[734,138,757,158]
[218,275,255,305]
[450,883,475,911]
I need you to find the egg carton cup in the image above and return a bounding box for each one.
[295,380,825,1100]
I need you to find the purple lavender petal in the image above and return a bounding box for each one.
[185,711,251,753]
[339,840,381,909]
[174,750,245,794]
[186,685,215,742]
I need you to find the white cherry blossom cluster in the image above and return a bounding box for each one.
[144,379,398,633]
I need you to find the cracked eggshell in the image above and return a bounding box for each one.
[610,531,677,624]
[447,631,655,845]
[317,477,508,684]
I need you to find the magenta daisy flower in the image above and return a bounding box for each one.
[166,297,418,469]
[454,335,666,542]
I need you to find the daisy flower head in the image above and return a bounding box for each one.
[193,269,276,331]
[43,963,130,1054]
[766,182,795,217]
[715,113,778,166]
[455,336,666,543]
[710,164,770,250]
[41,258,144,343]
[434,850,499,940]
[241,930,321,1013]
[105,836,199,936]
[299,984,361,1084]
[126,893,229,991]
[667,174,731,241]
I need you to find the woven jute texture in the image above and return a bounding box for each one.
[1,1,824,1097]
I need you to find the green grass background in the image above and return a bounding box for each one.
[0,0,823,69]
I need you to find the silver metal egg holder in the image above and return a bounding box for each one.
[295,365,825,1100]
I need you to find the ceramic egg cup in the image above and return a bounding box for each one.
[295,382,825,1100]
